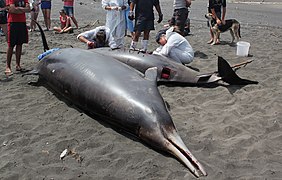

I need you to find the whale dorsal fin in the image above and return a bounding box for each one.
[145,67,158,82]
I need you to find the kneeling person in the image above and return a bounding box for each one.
[153,27,194,64]
[77,26,118,49]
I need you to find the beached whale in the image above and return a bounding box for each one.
[26,48,207,177]
[90,48,258,85]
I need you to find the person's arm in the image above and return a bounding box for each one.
[0,7,7,11]
[129,1,135,11]
[186,0,191,7]
[221,0,226,23]
[61,17,71,32]
[102,0,121,10]
[77,29,98,48]
[128,1,135,20]
[8,2,31,14]
[78,36,90,43]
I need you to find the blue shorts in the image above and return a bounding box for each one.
[41,1,51,9]
[134,19,154,32]
[64,6,74,16]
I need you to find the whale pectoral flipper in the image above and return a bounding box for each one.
[218,56,258,85]
[145,67,158,82]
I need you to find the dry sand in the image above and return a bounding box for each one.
[0,0,282,179]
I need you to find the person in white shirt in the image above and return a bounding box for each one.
[77,26,118,49]
[153,27,194,64]
[101,0,128,48]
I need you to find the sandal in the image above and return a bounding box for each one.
[16,67,28,72]
[4,71,13,76]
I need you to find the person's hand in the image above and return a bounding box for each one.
[111,6,119,10]
[87,41,95,49]
[128,11,134,20]
[157,13,163,23]
[121,5,126,10]
[216,18,221,25]
[186,0,191,7]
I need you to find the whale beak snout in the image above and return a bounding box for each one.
[166,132,207,178]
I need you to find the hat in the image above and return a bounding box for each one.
[155,29,167,43]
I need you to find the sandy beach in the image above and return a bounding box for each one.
[0,0,282,179]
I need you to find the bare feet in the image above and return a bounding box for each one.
[5,69,13,76]
[207,39,213,44]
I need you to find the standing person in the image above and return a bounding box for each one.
[153,27,194,64]
[62,0,78,28]
[124,0,134,37]
[128,0,163,53]
[53,9,73,34]
[207,0,226,44]
[29,0,41,32]
[102,0,127,48]
[40,0,51,31]
[170,0,191,36]
[0,0,8,39]
[5,0,30,76]
[77,25,118,49]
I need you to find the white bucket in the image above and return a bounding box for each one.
[236,41,250,57]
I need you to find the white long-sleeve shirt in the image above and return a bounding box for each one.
[77,26,118,49]
[154,27,194,64]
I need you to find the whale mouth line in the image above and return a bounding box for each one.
[168,138,200,170]
[165,134,207,177]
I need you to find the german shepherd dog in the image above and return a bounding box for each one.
[205,13,241,45]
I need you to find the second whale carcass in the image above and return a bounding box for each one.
[90,48,258,85]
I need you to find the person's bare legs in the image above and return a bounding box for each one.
[207,28,214,44]
[6,45,14,73]
[130,31,141,50]
[143,30,150,40]
[46,9,51,30]
[140,30,150,52]
[30,11,39,31]
[133,31,141,42]
[15,44,23,70]
[42,9,51,30]
[70,16,78,28]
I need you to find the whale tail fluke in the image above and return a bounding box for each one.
[218,56,258,85]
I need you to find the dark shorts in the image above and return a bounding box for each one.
[134,19,154,32]
[0,12,7,24]
[64,6,74,16]
[41,1,51,9]
[170,8,189,33]
[7,22,28,47]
